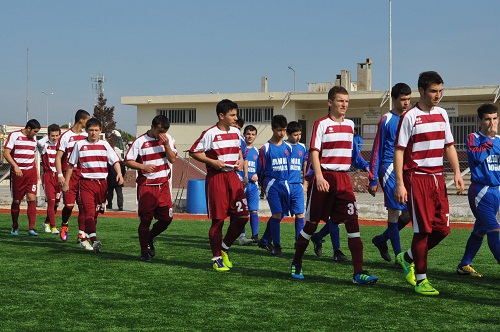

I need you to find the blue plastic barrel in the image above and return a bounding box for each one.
[186,179,207,214]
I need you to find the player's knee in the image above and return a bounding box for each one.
[344,219,360,234]
[296,213,304,218]
[271,213,282,219]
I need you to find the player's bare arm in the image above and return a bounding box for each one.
[445,144,465,194]
[55,150,65,185]
[62,164,74,193]
[125,160,156,173]
[393,148,407,204]
[114,162,124,186]
[3,148,22,177]
[159,133,176,163]
[310,150,329,193]
[189,152,225,170]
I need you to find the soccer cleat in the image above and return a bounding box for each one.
[148,241,156,257]
[11,228,19,236]
[272,244,283,256]
[333,250,349,262]
[456,264,483,277]
[80,240,93,251]
[60,225,68,242]
[43,223,51,233]
[415,278,439,296]
[251,235,260,243]
[140,252,152,262]
[76,233,85,244]
[290,263,304,280]
[396,252,416,286]
[28,229,39,236]
[221,250,233,268]
[51,227,60,234]
[213,258,230,272]
[258,240,274,252]
[372,235,391,262]
[353,271,379,285]
[93,241,102,253]
[311,233,324,257]
[238,236,254,246]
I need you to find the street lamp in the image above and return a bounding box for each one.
[288,66,296,92]
[41,91,53,127]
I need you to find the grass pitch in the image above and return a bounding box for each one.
[1,216,499,332]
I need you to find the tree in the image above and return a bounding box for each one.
[93,95,117,147]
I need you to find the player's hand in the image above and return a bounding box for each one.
[234,159,243,172]
[211,159,226,170]
[487,122,497,137]
[14,166,23,177]
[243,176,248,187]
[316,177,329,193]
[116,174,124,186]
[159,133,169,146]
[368,185,378,197]
[57,174,65,186]
[395,184,407,205]
[455,174,465,195]
[251,174,258,182]
[62,182,69,193]
[142,164,156,173]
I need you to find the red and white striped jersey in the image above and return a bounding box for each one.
[4,130,36,170]
[125,133,177,185]
[56,129,88,173]
[40,140,58,173]
[309,116,355,171]
[189,124,241,172]
[68,139,120,179]
[395,103,454,174]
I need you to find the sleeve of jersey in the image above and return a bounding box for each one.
[395,114,410,149]
[309,121,323,152]
[467,133,493,164]
[442,111,455,146]
[68,143,79,166]
[4,133,15,150]
[124,139,139,162]
[256,146,266,185]
[106,142,120,165]
[351,138,369,171]
[368,118,385,186]
[189,130,209,153]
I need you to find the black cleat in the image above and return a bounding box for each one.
[333,250,349,262]
[148,241,156,257]
[258,240,274,252]
[311,233,324,257]
[140,252,152,262]
[372,235,391,262]
[272,244,283,256]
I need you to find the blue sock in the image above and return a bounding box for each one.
[262,223,271,244]
[329,221,340,250]
[317,222,329,239]
[387,222,401,255]
[269,217,281,246]
[250,212,259,237]
[460,232,483,266]
[295,217,304,240]
[487,232,500,264]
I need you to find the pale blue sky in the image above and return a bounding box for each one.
[1,0,499,134]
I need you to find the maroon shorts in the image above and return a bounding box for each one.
[77,178,107,217]
[206,171,248,220]
[63,172,81,205]
[42,171,62,202]
[404,172,450,234]
[305,171,357,223]
[137,182,173,221]
[11,168,37,200]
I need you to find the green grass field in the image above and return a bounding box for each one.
[1,216,499,332]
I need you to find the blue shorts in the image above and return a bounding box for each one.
[289,183,304,216]
[245,181,259,211]
[468,183,500,235]
[264,178,290,216]
[380,163,407,211]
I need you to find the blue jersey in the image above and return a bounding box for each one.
[288,142,308,184]
[237,145,259,180]
[467,131,500,186]
[240,135,247,157]
[368,110,400,187]
[257,141,291,183]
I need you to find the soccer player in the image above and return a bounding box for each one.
[55,109,90,243]
[257,115,291,256]
[456,103,500,277]
[62,118,123,252]
[395,71,464,296]
[286,121,308,243]
[106,160,126,211]
[290,86,378,285]
[3,119,41,236]
[189,99,249,271]
[38,124,62,234]
[125,115,177,261]
[368,83,412,263]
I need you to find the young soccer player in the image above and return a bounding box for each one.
[286,121,308,243]
[3,119,41,236]
[189,99,249,271]
[124,115,177,261]
[395,71,464,296]
[368,83,412,263]
[62,118,123,252]
[456,103,500,277]
[257,115,291,256]
[38,123,62,234]
[290,86,378,284]
[55,109,90,243]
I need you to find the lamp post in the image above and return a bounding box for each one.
[288,66,296,92]
[41,91,53,128]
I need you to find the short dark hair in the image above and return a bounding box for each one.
[152,114,170,130]
[47,123,61,135]
[236,117,245,129]
[477,103,498,120]
[85,117,102,131]
[418,71,443,91]
[75,109,90,123]
[26,119,41,130]
[391,83,412,99]
[286,121,302,135]
[271,115,287,129]
[216,99,238,117]
[243,124,257,135]
[327,86,349,101]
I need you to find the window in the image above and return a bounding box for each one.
[350,117,362,133]
[157,108,196,124]
[238,107,274,123]
[449,115,477,151]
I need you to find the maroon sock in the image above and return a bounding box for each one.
[293,221,318,264]
[411,233,429,276]
[11,201,20,230]
[427,231,448,251]
[223,217,248,248]
[27,200,37,229]
[61,206,73,225]
[77,209,86,233]
[138,217,152,254]
[149,218,173,240]
[47,200,56,228]
[345,220,363,275]
[209,219,225,257]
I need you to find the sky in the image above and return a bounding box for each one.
[1,0,499,135]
